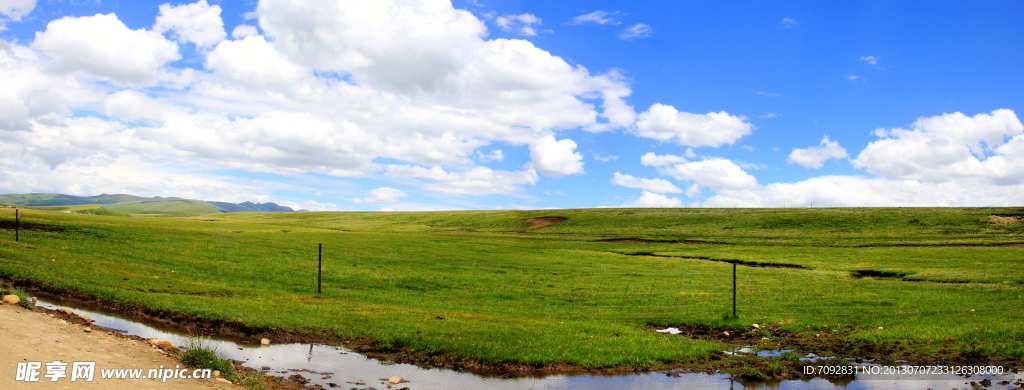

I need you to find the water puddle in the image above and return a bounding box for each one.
[32,298,1024,390]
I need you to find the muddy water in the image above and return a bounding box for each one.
[33,299,1023,390]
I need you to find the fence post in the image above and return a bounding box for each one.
[732,263,737,318]
[15,208,18,242]
[318,243,322,294]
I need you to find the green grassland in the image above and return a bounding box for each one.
[1,206,1023,369]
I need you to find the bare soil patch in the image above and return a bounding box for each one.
[523,217,566,230]
[989,215,1023,224]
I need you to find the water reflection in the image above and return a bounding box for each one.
[32,298,1022,390]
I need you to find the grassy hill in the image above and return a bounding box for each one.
[0,193,294,216]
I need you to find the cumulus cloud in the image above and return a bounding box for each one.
[611,172,682,193]
[205,35,310,90]
[153,0,226,48]
[0,42,99,131]
[496,13,542,36]
[853,109,1024,185]
[640,152,687,166]
[860,56,878,65]
[281,199,343,211]
[634,104,754,147]
[477,149,504,162]
[787,136,849,168]
[624,191,682,208]
[660,158,759,193]
[676,110,1024,208]
[231,25,259,39]
[569,10,620,25]
[620,23,651,40]
[32,13,180,86]
[781,17,797,27]
[386,165,538,195]
[0,0,35,22]
[351,187,408,203]
[103,89,190,123]
[527,136,584,178]
[2,0,750,208]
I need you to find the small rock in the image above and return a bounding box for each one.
[722,331,730,337]
[261,338,270,346]
[815,333,821,337]
[77,314,92,323]
[761,337,769,341]
[265,372,276,377]
[30,339,40,345]
[2,295,19,304]
[83,327,92,333]
[148,339,177,351]
[57,308,73,315]
[388,376,403,384]
[878,326,884,330]
[752,323,760,329]
[213,370,221,378]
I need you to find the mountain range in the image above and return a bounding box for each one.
[0,193,298,216]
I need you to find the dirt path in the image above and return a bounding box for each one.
[523,217,566,230]
[0,301,243,390]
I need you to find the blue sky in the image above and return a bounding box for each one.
[1,0,1022,210]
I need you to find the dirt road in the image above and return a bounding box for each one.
[1,301,243,389]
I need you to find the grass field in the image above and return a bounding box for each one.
[1,206,1023,370]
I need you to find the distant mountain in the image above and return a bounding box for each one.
[239,201,294,212]
[0,193,295,215]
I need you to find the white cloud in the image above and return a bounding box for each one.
[624,191,682,208]
[103,89,190,123]
[640,152,687,166]
[496,13,542,36]
[860,56,878,65]
[386,165,538,195]
[781,17,797,27]
[477,149,504,162]
[351,187,407,203]
[674,110,1024,208]
[281,199,343,211]
[231,25,259,39]
[757,91,780,97]
[853,109,1024,185]
[591,151,618,162]
[153,0,226,48]
[760,112,779,118]
[0,0,34,22]
[620,23,651,40]
[699,176,1024,208]
[634,103,754,147]
[611,172,682,193]
[205,35,310,90]
[32,13,180,86]
[787,136,849,168]
[527,136,584,178]
[569,10,620,25]
[0,42,100,131]
[660,158,759,193]
[847,75,861,81]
